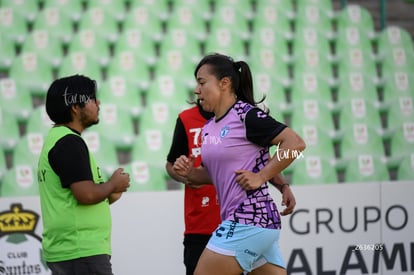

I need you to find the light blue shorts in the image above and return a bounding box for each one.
[206,220,286,272]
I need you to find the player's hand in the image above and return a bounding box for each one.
[235,170,265,190]
[173,155,195,178]
[280,185,296,216]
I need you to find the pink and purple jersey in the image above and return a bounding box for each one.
[201,101,287,229]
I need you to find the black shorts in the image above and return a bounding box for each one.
[47,254,113,275]
[183,234,211,275]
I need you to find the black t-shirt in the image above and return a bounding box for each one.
[245,108,287,147]
[166,117,188,164]
[48,130,93,188]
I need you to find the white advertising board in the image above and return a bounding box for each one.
[0,181,412,274]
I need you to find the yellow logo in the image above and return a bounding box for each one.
[0,203,38,235]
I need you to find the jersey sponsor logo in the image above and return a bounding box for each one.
[220,126,230,138]
[201,196,210,207]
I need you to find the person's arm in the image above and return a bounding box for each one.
[269,173,289,193]
[172,155,213,185]
[70,168,130,205]
[166,117,189,183]
[235,108,306,190]
[269,173,296,216]
[166,161,189,183]
[108,192,123,204]
[50,135,130,205]
[257,127,306,183]
[166,115,212,187]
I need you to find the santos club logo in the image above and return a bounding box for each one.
[0,203,50,274]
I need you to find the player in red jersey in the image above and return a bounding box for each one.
[166,101,221,275]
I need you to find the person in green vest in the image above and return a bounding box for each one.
[37,74,130,275]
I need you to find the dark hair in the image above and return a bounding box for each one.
[194,53,264,106]
[46,74,97,124]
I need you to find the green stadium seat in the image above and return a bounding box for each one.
[31,7,75,45]
[0,148,7,183]
[0,32,16,72]
[335,72,379,111]
[294,4,334,39]
[297,0,334,11]
[0,7,29,45]
[106,49,152,93]
[129,0,170,19]
[113,27,158,66]
[1,0,39,22]
[25,105,54,137]
[210,1,253,35]
[76,6,120,43]
[123,3,166,43]
[139,101,183,137]
[252,0,294,40]
[337,123,386,160]
[130,129,172,171]
[254,0,294,14]
[253,0,295,24]
[136,103,181,169]
[248,26,289,61]
[297,124,336,159]
[40,0,83,23]
[171,0,212,18]
[381,71,414,104]
[396,154,414,181]
[380,47,414,74]
[98,76,144,119]
[335,4,376,41]
[19,29,64,69]
[253,71,288,115]
[145,75,192,107]
[290,71,333,103]
[82,130,120,179]
[334,26,376,69]
[114,26,157,60]
[122,160,168,192]
[388,122,414,160]
[385,96,413,131]
[378,25,414,50]
[12,132,44,168]
[291,48,333,76]
[91,103,136,151]
[67,29,112,68]
[0,165,38,197]
[337,98,383,132]
[8,52,55,97]
[336,47,378,78]
[248,50,290,94]
[85,0,127,23]
[152,50,198,86]
[292,27,332,61]
[0,78,33,123]
[203,27,247,59]
[377,26,414,60]
[290,99,336,134]
[343,154,389,183]
[0,108,21,152]
[166,5,208,41]
[57,51,103,82]
[290,156,338,185]
[158,28,202,64]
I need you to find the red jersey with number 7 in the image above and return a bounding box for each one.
[179,106,221,235]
